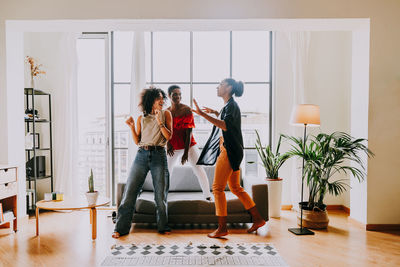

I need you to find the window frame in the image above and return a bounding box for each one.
[146,31,273,149]
[110,30,273,204]
[77,32,112,200]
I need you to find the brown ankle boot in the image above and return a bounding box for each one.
[247,206,266,233]
[207,216,228,238]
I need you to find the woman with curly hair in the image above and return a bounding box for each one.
[112,87,173,238]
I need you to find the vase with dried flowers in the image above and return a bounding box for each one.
[25,56,46,89]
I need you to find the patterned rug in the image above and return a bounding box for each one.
[101,243,288,266]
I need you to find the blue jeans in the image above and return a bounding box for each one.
[114,147,170,235]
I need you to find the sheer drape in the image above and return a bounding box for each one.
[128,32,146,164]
[52,33,80,197]
[286,32,311,210]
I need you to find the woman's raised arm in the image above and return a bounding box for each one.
[192,99,227,131]
[125,116,141,145]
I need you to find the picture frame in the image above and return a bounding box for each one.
[28,133,40,149]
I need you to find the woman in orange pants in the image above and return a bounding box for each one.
[193,78,266,238]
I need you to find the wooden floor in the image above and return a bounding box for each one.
[0,209,399,267]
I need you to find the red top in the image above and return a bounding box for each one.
[169,113,197,150]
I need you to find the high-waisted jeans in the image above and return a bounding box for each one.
[114,147,170,235]
[213,138,255,217]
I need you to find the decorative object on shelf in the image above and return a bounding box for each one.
[0,203,4,223]
[25,133,33,149]
[25,108,39,119]
[26,189,35,211]
[25,56,46,89]
[2,211,14,223]
[287,104,320,235]
[26,156,46,177]
[25,132,40,149]
[85,169,98,206]
[284,131,374,229]
[252,130,290,218]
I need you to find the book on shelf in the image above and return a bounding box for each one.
[3,211,14,222]
[0,203,4,223]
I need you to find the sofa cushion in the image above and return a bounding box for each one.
[142,166,215,192]
[135,191,247,215]
[142,165,240,192]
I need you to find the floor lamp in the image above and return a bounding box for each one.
[288,104,320,235]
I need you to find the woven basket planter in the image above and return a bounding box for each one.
[297,209,329,229]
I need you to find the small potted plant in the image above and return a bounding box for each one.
[85,169,99,206]
[284,132,374,228]
[253,130,290,218]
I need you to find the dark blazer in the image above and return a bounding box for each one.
[197,97,243,171]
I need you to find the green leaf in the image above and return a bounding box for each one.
[282,131,373,207]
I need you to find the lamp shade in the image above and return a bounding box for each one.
[290,104,320,126]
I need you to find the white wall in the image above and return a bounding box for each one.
[275,31,352,207]
[307,31,352,207]
[0,20,7,164]
[5,30,26,218]
[350,30,371,224]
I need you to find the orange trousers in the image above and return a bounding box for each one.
[213,139,255,217]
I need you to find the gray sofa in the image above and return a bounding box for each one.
[117,166,269,224]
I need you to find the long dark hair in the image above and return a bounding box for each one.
[138,87,167,116]
[224,78,244,97]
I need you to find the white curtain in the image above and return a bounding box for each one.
[52,33,80,197]
[285,32,311,210]
[128,31,147,164]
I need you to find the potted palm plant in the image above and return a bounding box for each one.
[253,130,290,218]
[284,132,373,228]
[85,169,99,206]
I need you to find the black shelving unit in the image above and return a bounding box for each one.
[24,88,54,212]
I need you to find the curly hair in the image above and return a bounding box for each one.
[138,87,167,116]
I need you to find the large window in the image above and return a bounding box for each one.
[111,31,272,195]
[112,32,133,191]
[77,34,110,197]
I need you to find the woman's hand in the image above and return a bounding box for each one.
[125,116,135,128]
[126,115,141,145]
[167,142,175,157]
[202,106,219,117]
[181,152,188,165]
[155,109,163,125]
[192,99,204,116]
[192,99,227,131]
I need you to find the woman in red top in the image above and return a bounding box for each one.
[167,85,212,200]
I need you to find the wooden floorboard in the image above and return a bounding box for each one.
[0,209,399,267]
